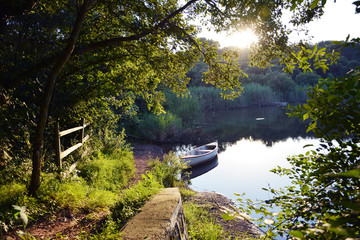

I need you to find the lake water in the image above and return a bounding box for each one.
[173,106,320,213]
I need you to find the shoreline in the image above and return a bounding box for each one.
[132,143,264,238]
[184,190,264,238]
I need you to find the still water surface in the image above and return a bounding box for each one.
[174,106,320,207]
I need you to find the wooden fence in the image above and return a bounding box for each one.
[55,118,90,169]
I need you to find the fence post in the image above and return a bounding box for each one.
[81,118,85,144]
[55,120,62,169]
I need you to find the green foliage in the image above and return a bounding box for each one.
[165,91,202,127]
[179,188,196,201]
[0,0,353,195]
[0,143,135,234]
[77,151,135,192]
[78,219,123,240]
[242,83,276,106]
[265,72,296,101]
[183,202,225,240]
[51,180,88,210]
[133,112,182,142]
[148,152,189,188]
[295,72,321,86]
[189,87,227,111]
[0,183,28,233]
[36,174,119,212]
[110,152,188,228]
[110,177,162,227]
[186,61,209,87]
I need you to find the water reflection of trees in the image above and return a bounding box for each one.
[200,106,314,150]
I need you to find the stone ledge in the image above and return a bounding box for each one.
[121,187,188,240]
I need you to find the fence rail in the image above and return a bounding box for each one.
[55,118,90,169]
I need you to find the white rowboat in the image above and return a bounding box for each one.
[181,142,218,167]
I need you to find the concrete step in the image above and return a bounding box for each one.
[121,187,188,240]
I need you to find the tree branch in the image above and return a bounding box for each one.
[73,0,200,55]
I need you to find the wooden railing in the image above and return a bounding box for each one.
[55,118,90,169]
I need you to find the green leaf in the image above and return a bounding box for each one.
[337,168,360,178]
[221,213,235,221]
[303,112,309,121]
[303,103,311,110]
[300,184,310,193]
[289,230,304,239]
[306,121,317,133]
[303,144,313,148]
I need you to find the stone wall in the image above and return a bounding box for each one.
[121,187,188,240]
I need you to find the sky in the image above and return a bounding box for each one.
[200,0,360,48]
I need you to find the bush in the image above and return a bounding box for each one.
[165,92,202,127]
[134,112,182,142]
[77,150,135,192]
[242,83,276,106]
[148,152,189,188]
[0,141,135,234]
[86,190,118,211]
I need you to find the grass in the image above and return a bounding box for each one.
[183,195,261,240]
[183,202,225,240]
[77,150,135,192]
[110,176,162,227]
[0,146,136,235]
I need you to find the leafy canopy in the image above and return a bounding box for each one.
[0,0,337,194]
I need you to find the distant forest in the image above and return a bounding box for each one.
[184,40,360,106]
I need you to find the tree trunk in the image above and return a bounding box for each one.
[28,0,94,196]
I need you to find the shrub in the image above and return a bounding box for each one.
[77,150,135,192]
[165,92,202,127]
[85,190,118,211]
[135,112,182,142]
[148,152,189,188]
[52,181,88,210]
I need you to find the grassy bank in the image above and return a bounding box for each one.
[180,188,262,240]
[0,139,190,239]
[0,145,135,237]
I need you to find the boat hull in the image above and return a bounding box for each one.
[182,156,219,179]
[181,142,218,167]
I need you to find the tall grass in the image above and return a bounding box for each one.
[133,112,182,142]
[183,202,225,240]
[148,152,189,188]
[77,150,135,192]
[189,84,277,111]
[0,138,135,234]
[110,177,162,228]
[165,92,202,127]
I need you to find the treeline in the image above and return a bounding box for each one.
[127,41,360,142]
[187,41,360,104]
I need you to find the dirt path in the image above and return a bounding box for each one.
[129,143,164,184]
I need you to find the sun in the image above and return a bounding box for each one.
[199,29,258,49]
[220,30,258,48]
